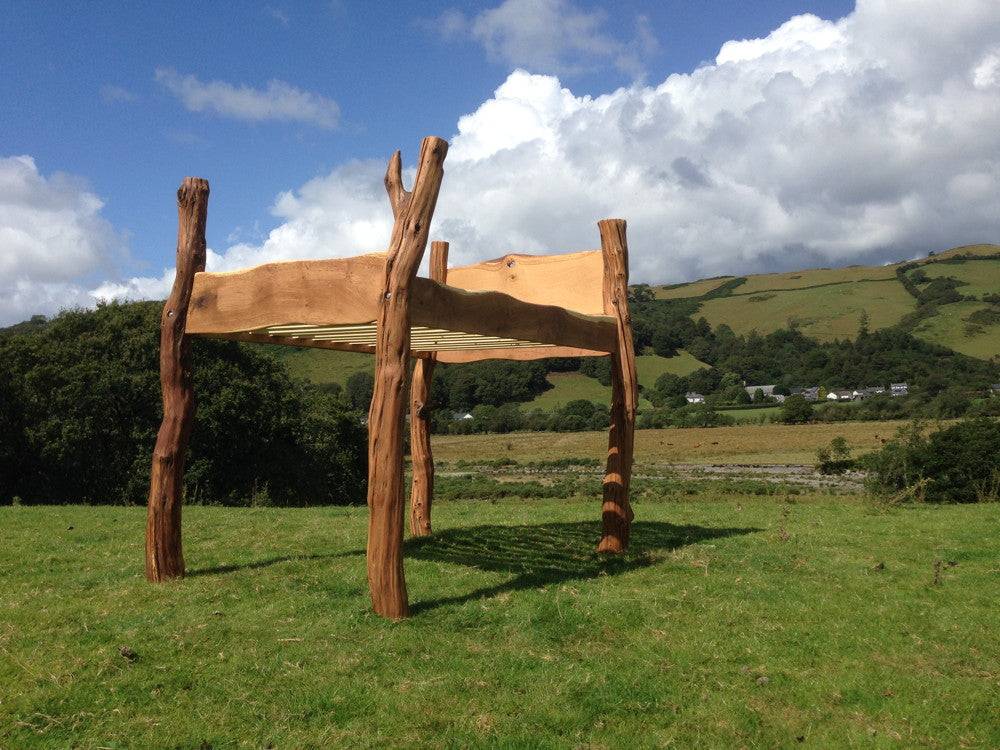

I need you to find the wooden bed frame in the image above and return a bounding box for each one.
[146,136,637,619]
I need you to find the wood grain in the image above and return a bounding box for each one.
[434,345,606,363]
[409,240,448,537]
[367,137,448,619]
[146,177,209,582]
[447,250,605,315]
[596,219,637,554]
[186,254,385,334]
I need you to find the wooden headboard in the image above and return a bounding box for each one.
[444,250,606,316]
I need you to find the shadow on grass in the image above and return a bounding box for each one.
[407,520,757,614]
[188,549,363,577]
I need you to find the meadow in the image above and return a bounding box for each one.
[434,420,906,465]
[697,279,916,342]
[3,490,999,748]
[913,300,1000,360]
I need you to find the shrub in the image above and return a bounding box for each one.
[780,395,814,424]
[0,302,366,506]
[862,418,1000,503]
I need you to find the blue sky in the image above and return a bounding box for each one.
[2,0,998,323]
[2,0,852,275]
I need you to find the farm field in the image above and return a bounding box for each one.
[735,263,896,294]
[524,352,705,412]
[434,419,910,465]
[272,346,371,386]
[697,279,916,342]
[911,257,1000,299]
[3,497,997,748]
[912,301,1000,360]
[654,276,733,299]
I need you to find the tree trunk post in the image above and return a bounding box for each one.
[367,137,448,619]
[146,177,209,581]
[409,240,448,537]
[597,218,637,553]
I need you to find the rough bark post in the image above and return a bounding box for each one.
[409,240,448,537]
[597,218,637,553]
[367,137,448,619]
[146,177,209,581]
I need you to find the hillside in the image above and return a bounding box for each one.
[654,243,1000,357]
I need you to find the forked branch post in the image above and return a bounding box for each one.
[367,136,449,619]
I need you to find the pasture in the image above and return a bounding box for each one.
[3,492,998,748]
[434,420,908,466]
[697,279,916,342]
[913,300,1000,360]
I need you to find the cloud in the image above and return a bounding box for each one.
[192,0,998,287]
[155,68,340,129]
[265,6,289,26]
[0,156,128,323]
[5,0,1000,325]
[431,0,657,78]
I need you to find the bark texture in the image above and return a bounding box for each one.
[409,240,448,537]
[146,177,209,581]
[367,137,448,619]
[597,219,637,553]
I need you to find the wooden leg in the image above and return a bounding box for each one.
[409,241,448,537]
[597,219,637,553]
[146,177,209,581]
[409,356,435,537]
[598,351,636,552]
[366,137,448,619]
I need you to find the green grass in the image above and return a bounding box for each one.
[3,498,998,747]
[266,346,372,386]
[524,353,705,412]
[737,264,896,294]
[912,301,1000,360]
[911,257,1000,300]
[717,405,783,423]
[698,279,916,342]
[654,277,733,299]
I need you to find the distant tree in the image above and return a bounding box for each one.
[780,395,814,424]
[345,371,375,411]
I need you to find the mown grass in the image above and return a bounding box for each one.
[434,420,908,466]
[913,300,1000,360]
[2,496,997,748]
[698,279,916,342]
[270,347,372,386]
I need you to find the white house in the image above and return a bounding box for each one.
[685,392,705,404]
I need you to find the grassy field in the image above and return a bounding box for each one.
[271,346,372,386]
[717,405,783,424]
[698,279,916,342]
[3,496,998,748]
[654,276,733,299]
[912,301,1000,360]
[911,257,1000,299]
[435,420,908,465]
[525,352,705,412]
[736,264,896,294]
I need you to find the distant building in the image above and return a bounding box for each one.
[744,384,785,402]
[853,386,885,400]
[890,382,909,397]
[451,411,474,420]
[827,389,854,402]
[990,384,1000,396]
[685,392,705,404]
[790,386,820,401]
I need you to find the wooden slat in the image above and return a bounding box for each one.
[434,345,607,363]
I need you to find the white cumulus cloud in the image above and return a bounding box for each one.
[5,0,1000,325]
[155,68,340,129]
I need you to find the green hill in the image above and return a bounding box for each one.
[655,244,1000,358]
